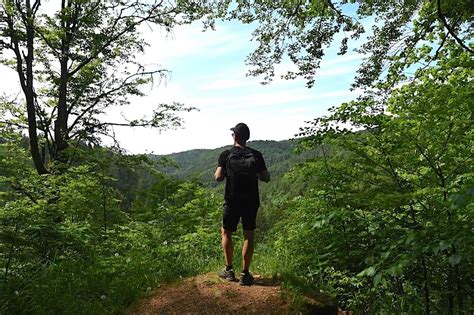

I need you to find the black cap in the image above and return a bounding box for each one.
[230,122,250,141]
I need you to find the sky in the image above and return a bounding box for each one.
[109,19,365,154]
[0,9,367,155]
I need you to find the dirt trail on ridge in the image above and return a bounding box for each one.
[125,273,288,315]
[125,273,347,315]
[126,273,288,314]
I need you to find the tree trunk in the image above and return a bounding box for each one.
[421,255,430,315]
[102,182,107,235]
[3,224,19,285]
[54,0,70,160]
[24,0,48,174]
[54,57,69,158]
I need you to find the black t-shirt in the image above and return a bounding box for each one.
[218,146,267,206]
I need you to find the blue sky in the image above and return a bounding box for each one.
[1,13,367,155]
[109,19,365,154]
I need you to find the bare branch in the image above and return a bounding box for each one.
[32,0,41,15]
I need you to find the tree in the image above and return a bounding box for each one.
[221,0,473,88]
[278,42,473,313]
[0,0,211,174]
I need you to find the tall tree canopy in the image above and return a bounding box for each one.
[222,0,473,88]
[0,0,212,174]
[2,1,472,174]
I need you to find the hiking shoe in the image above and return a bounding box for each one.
[239,271,254,286]
[218,268,236,281]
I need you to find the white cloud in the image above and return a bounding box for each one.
[194,88,361,111]
[199,44,360,99]
[321,53,364,66]
[108,83,362,154]
[111,105,312,155]
[199,78,258,91]
[141,22,252,66]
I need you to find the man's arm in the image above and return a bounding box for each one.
[258,169,270,182]
[256,150,270,182]
[215,150,229,182]
[214,166,225,182]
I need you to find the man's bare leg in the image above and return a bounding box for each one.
[221,227,233,267]
[242,229,254,271]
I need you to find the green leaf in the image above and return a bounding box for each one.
[381,251,391,259]
[448,254,462,266]
[439,241,451,251]
[373,273,383,286]
[357,266,377,279]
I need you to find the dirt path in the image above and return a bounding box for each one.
[126,273,289,314]
[125,272,351,315]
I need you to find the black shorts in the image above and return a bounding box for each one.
[222,201,259,232]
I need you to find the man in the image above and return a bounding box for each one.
[214,123,270,285]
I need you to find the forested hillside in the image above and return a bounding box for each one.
[157,140,320,186]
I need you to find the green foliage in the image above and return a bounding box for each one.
[258,44,473,313]
[0,133,223,313]
[220,0,473,89]
[0,0,210,174]
[1,4,472,313]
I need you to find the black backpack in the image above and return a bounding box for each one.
[225,148,257,200]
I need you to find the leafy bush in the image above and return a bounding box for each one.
[0,142,224,314]
[257,44,473,313]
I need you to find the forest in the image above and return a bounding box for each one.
[0,1,473,314]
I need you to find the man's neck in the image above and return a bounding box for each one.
[234,141,246,148]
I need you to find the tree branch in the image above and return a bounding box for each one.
[0,120,28,129]
[34,27,61,57]
[11,181,39,204]
[5,10,28,95]
[32,0,41,15]
[66,69,167,133]
[437,0,473,53]
[68,3,176,78]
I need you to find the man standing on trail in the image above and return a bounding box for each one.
[214,123,270,285]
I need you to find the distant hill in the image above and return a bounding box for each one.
[153,139,319,186]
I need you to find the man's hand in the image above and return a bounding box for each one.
[258,169,270,182]
[214,166,225,182]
